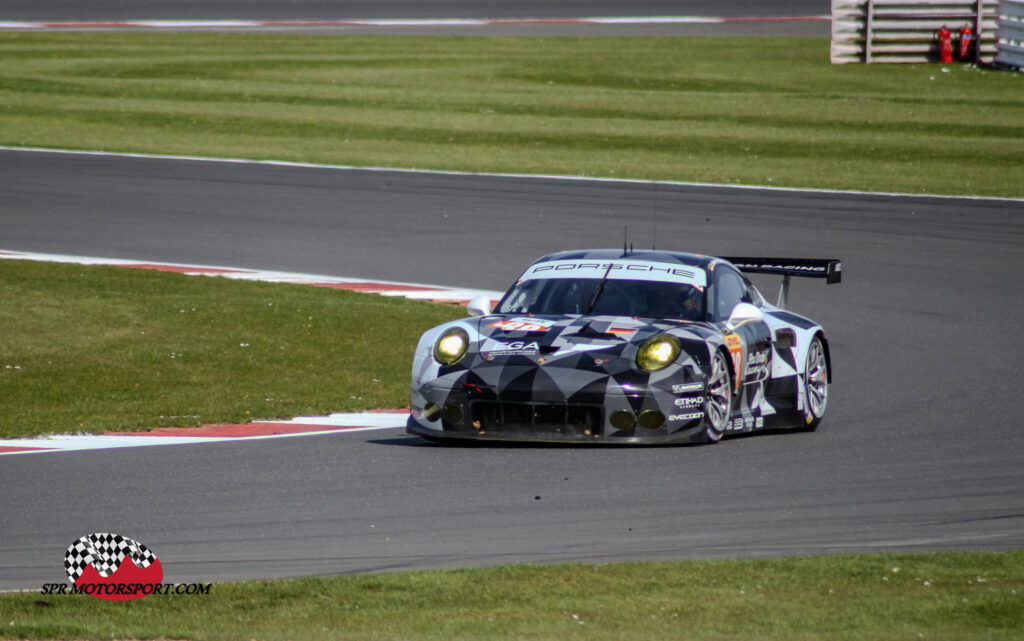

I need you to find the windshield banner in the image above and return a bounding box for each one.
[520,260,706,287]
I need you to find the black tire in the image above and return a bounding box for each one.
[701,350,732,443]
[802,335,829,432]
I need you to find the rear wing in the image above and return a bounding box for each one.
[721,257,841,309]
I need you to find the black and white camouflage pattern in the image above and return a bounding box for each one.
[408,249,831,445]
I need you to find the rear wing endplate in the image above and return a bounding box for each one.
[722,257,841,309]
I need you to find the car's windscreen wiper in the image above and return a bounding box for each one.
[584,263,616,314]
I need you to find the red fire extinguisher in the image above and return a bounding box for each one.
[935,26,953,64]
[958,25,974,61]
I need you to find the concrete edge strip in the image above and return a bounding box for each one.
[0,412,409,455]
[0,249,504,305]
[2,145,1019,203]
[0,16,831,30]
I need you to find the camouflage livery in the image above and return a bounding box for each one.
[407,249,839,445]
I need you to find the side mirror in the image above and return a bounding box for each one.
[726,302,763,331]
[466,294,492,317]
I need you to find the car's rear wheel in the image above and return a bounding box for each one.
[702,350,732,443]
[802,335,828,431]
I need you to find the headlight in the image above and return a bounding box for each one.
[636,335,681,372]
[433,327,470,365]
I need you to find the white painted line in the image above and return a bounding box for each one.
[0,412,408,456]
[0,16,831,31]
[591,17,722,24]
[1,145,1018,203]
[0,425,400,455]
[262,411,409,428]
[0,249,504,304]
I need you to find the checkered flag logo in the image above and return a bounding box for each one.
[64,533,157,583]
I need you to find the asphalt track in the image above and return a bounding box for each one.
[0,147,1022,590]
[0,0,830,36]
[1,1,826,21]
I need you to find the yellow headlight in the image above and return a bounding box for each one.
[434,327,469,365]
[636,335,681,372]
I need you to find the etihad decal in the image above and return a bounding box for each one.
[521,260,706,287]
[487,318,556,333]
[674,396,705,409]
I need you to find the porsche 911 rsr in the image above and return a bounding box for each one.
[407,249,840,445]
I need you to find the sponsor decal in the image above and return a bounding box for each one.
[673,396,704,409]
[728,416,765,432]
[43,532,211,601]
[669,412,703,422]
[608,327,637,336]
[551,343,614,358]
[724,333,744,391]
[746,364,769,379]
[483,340,539,358]
[487,318,556,333]
[731,262,827,275]
[522,260,706,287]
[672,382,704,394]
[745,349,770,381]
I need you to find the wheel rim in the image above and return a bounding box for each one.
[705,352,731,435]
[806,339,828,418]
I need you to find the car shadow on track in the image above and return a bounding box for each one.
[367,429,812,449]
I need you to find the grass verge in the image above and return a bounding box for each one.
[1,33,1021,197]
[0,259,462,439]
[2,551,1022,640]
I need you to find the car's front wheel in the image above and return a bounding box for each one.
[701,350,732,443]
[802,335,829,431]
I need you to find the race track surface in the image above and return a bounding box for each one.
[0,0,830,36]
[0,148,1021,590]
[1,1,827,21]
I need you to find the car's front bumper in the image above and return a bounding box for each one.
[407,378,709,445]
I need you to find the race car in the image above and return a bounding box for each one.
[407,249,840,445]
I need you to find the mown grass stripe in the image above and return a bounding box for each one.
[1,33,1020,196]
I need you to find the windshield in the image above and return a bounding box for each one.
[497,278,705,320]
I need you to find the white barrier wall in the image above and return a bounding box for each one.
[995,0,1024,67]
[832,0,1000,63]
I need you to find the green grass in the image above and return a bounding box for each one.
[2,36,1021,641]
[0,259,462,438]
[1,33,1021,197]
[2,551,1022,640]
